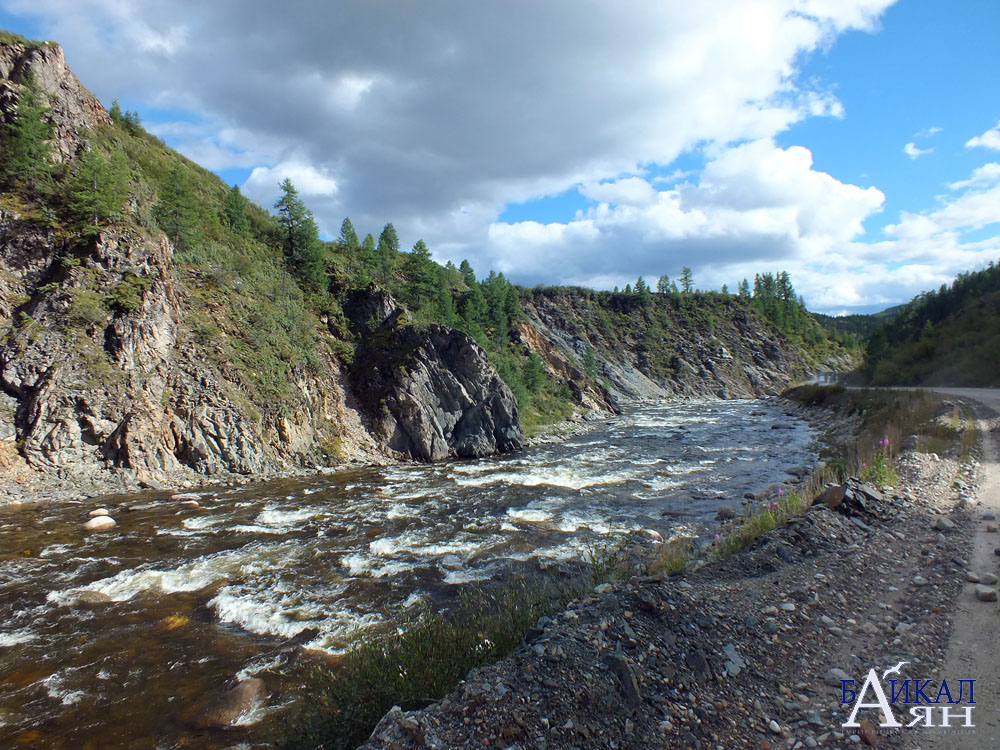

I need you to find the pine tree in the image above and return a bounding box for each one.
[459,259,477,287]
[435,280,458,326]
[274,178,325,287]
[657,275,670,295]
[360,232,377,271]
[3,71,53,190]
[403,239,437,310]
[338,217,359,253]
[376,222,399,285]
[680,267,693,293]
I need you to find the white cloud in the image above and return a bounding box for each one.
[949,163,1000,190]
[4,0,895,247]
[243,160,338,219]
[482,140,885,294]
[903,142,933,159]
[966,121,1000,150]
[26,0,994,313]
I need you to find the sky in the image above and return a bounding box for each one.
[0,0,998,314]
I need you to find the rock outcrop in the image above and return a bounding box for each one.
[0,38,110,162]
[520,289,814,401]
[351,300,524,461]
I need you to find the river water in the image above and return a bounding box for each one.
[0,399,815,748]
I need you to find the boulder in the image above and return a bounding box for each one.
[87,507,109,517]
[975,586,998,603]
[83,516,116,531]
[187,677,265,730]
[815,485,845,510]
[933,516,955,532]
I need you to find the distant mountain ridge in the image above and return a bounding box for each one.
[812,305,902,346]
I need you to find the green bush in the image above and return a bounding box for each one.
[282,577,566,750]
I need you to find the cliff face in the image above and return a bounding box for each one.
[519,289,812,401]
[351,305,524,461]
[0,38,109,162]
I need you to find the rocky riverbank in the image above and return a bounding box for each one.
[361,419,986,748]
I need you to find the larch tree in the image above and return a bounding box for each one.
[3,71,53,190]
[274,178,325,287]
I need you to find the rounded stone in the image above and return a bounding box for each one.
[83,516,116,531]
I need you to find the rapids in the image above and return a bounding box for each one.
[0,399,815,747]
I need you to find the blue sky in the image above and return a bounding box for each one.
[1,0,998,313]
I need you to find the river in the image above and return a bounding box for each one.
[0,398,815,748]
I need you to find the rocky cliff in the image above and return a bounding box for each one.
[518,288,816,402]
[0,40,834,496]
[351,302,523,460]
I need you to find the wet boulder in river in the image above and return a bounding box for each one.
[187,677,265,730]
[83,515,116,531]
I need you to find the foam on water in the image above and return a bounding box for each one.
[38,543,75,558]
[442,567,491,584]
[210,589,318,639]
[0,629,36,647]
[453,466,635,490]
[506,507,553,524]
[51,543,282,603]
[231,524,293,535]
[182,514,224,531]
[256,507,317,526]
[42,670,86,705]
[340,553,415,578]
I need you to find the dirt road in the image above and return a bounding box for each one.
[923,388,1000,749]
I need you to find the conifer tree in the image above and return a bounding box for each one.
[403,239,437,310]
[680,267,693,293]
[376,222,399,285]
[360,232,376,270]
[338,217,359,253]
[3,71,53,190]
[70,146,130,228]
[155,164,200,249]
[222,185,250,235]
[274,178,325,287]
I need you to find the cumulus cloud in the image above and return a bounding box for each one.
[966,121,1000,150]
[4,0,893,246]
[903,142,933,159]
[484,140,885,289]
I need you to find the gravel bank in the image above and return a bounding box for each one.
[361,440,983,748]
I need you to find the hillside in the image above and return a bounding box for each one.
[0,36,856,494]
[812,305,901,346]
[863,262,1000,386]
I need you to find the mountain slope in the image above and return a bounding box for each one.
[863,263,1000,386]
